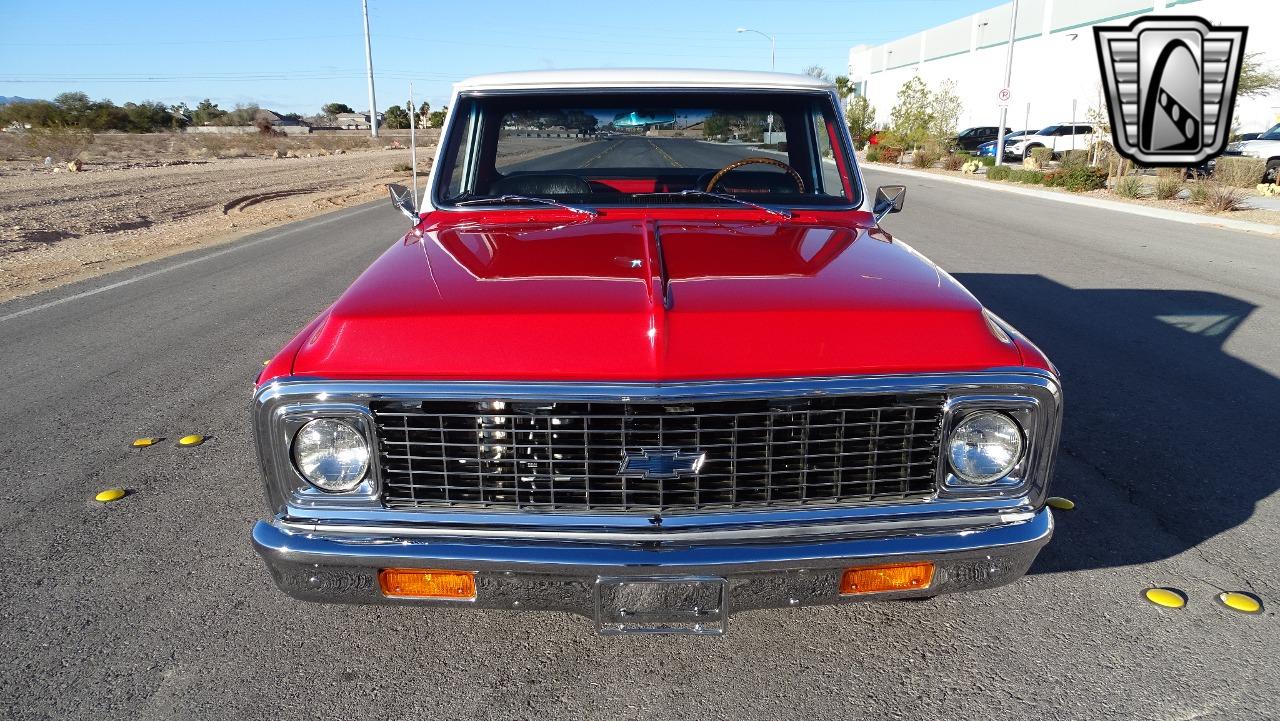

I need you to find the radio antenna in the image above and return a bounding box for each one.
[408,81,420,215]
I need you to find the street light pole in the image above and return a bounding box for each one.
[361,0,379,138]
[736,28,775,71]
[993,0,1020,166]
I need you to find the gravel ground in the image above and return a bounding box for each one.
[0,148,417,302]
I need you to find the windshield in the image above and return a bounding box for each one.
[1258,123,1280,141]
[434,91,858,210]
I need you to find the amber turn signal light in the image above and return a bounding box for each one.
[378,569,476,600]
[840,562,934,595]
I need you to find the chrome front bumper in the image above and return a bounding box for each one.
[252,507,1053,622]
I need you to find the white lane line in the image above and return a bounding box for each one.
[0,202,383,324]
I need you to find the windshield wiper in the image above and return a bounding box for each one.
[456,194,598,217]
[637,190,792,219]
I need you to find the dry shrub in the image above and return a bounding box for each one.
[1029,146,1054,166]
[1154,176,1183,200]
[1059,149,1090,168]
[1202,182,1246,212]
[1114,175,1144,198]
[941,153,967,171]
[879,146,903,164]
[21,125,95,162]
[911,147,942,168]
[1188,182,1208,204]
[1213,156,1266,188]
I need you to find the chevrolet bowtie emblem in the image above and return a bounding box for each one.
[1094,15,1247,166]
[618,448,706,479]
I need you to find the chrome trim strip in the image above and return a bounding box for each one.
[272,509,1036,544]
[252,507,1053,574]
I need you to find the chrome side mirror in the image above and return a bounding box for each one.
[873,185,906,222]
[387,183,418,222]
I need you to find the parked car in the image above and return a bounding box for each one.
[1223,123,1280,183]
[251,69,1062,634]
[952,125,1012,152]
[977,129,1039,159]
[1007,123,1096,160]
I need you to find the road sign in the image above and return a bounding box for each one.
[997,87,1011,104]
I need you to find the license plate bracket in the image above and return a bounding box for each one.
[595,576,728,636]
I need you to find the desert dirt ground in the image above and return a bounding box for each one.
[0,131,434,302]
[0,130,598,302]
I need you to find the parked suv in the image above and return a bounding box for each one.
[978,129,1038,159]
[1007,123,1095,160]
[952,126,1012,152]
[1224,123,1280,183]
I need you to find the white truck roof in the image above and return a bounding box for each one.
[454,68,833,92]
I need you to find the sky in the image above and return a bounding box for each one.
[0,0,1000,116]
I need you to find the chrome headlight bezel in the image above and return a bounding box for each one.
[938,396,1042,496]
[267,402,382,505]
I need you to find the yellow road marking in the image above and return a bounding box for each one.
[647,139,684,168]
[580,140,620,168]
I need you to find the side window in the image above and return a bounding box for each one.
[1075,125,1093,135]
[811,108,847,198]
[440,105,475,200]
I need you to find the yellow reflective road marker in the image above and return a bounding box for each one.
[1217,592,1263,614]
[263,360,270,366]
[1143,587,1187,609]
[1046,496,1076,511]
[131,437,160,448]
[95,488,126,503]
[177,434,205,447]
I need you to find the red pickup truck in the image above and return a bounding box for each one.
[252,69,1062,635]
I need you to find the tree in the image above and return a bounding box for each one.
[53,92,92,124]
[383,104,410,129]
[1238,52,1280,98]
[927,79,962,140]
[191,99,226,126]
[122,101,173,132]
[427,106,448,128]
[322,102,354,116]
[834,76,854,105]
[887,75,933,150]
[803,65,833,84]
[846,95,876,148]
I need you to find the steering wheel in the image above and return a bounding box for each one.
[704,156,805,193]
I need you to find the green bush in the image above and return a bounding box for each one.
[866,145,882,163]
[1188,182,1208,204]
[1029,147,1054,166]
[1059,149,1090,168]
[1114,175,1144,198]
[1009,168,1045,184]
[1213,156,1266,188]
[977,156,996,167]
[987,165,1012,181]
[1045,166,1108,192]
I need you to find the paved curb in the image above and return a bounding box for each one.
[862,162,1280,237]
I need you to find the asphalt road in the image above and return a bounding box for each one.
[507,136,771,173]
[1,165,1277,720]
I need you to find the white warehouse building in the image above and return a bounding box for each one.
[847,0,1280,137]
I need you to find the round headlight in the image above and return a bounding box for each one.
[947,411,1023,485]
[291,419,370,492]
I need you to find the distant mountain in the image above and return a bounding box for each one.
[0,96,34,105]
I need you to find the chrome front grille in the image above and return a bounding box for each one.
[371,394,945,513]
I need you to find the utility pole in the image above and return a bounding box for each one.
[993,0,1020,166]
[361,0,379,138]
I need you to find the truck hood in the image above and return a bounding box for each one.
[290,212,1021,381]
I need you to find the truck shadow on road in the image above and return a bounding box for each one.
[954,273,1277,574]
